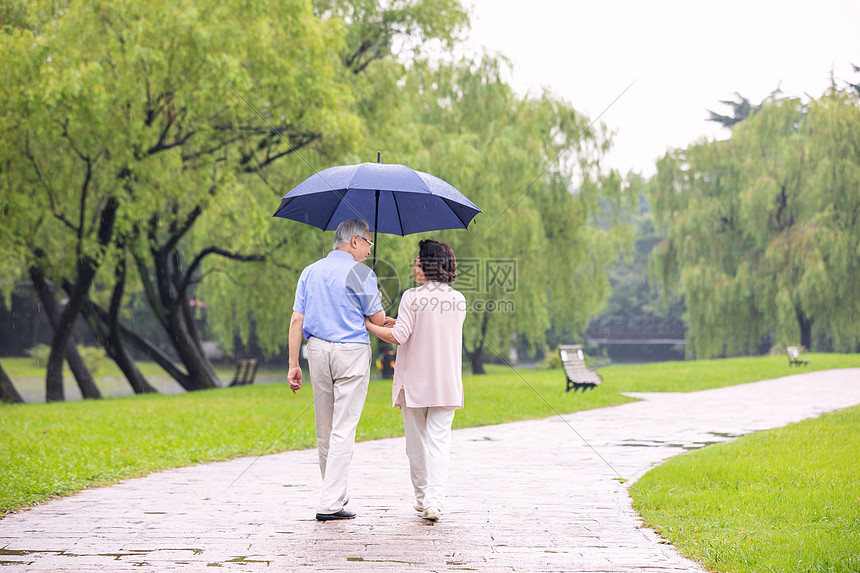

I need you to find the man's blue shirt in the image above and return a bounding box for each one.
[293,250,383,344]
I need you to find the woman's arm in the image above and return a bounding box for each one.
[366,318,399,345]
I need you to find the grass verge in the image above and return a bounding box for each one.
[2,353,859,516]
[629,405,860,573]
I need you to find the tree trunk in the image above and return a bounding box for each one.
[467,347,486,375]
[465,311,491,375]
[166,250,220,389]
[797,309,813,350]
[136,240,220,391]
[81,302,157,395]
[97,253,157,394]
[43,198,118,401]
[30,264,101,401]
[0,361,24,404]
[165,308,220,390]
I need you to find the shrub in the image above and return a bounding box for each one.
[24,344,108,376]
[536,348,562,369]
[25,344,51,367]
[76,345,108,378]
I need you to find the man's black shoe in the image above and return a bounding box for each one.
[315,509,355,521]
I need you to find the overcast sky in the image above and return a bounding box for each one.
[462,0,860,176]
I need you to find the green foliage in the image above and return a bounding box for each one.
[650,89,860,357]
[391,57,632,361]
[75,345,108,378]
[0,0,367,383]
[536,348,563,370]
[630,405,860,573]
[313,0,469,72]
[2,0,627,381]
[602,193,685,319]
[24,344,51,368]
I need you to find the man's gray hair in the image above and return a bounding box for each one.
[333,219,370,249]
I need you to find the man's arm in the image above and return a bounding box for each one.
[287,311,305,393]
[366,310,386,326]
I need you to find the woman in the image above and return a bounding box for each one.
[365,239,466,522]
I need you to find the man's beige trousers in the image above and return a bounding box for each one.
[307,337,371,513]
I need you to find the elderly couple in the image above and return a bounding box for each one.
[287,219,466,523]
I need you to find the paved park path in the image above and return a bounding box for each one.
[2,368,859,572]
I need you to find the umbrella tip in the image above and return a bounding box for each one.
[377,151,381,164]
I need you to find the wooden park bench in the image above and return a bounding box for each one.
[786,346,809,367]
[230,358,258,386]
[559,344,602,392]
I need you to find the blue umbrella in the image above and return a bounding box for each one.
[273,154,481,266]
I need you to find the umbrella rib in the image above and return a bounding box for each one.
[391,191,405,236]
[320,188,350,231]
[444,198,473,229]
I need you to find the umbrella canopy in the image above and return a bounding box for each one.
[273,161,481,236]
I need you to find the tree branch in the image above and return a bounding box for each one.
[178,247,265,300]
[24,135,77,233]
[160,192,214,256]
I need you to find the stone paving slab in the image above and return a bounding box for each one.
[1,368,858,572]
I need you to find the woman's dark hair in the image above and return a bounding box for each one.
[417,240,457,284]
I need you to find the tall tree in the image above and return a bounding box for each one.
[195,1,470,360]
[650,90,860,357]
[2,11,110,401]
[1,0,361,392]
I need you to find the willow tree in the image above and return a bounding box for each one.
[195,1,470,359]
[1,9,110,401]
[388,57,629,372]
[1,0,364,394]
[109,0,467,384]
[650,90,860,356]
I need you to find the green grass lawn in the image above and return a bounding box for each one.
[597,353,860,393]
[630,404,860,573]
[2,353,859,521]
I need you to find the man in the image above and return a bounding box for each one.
[287,219,389,521]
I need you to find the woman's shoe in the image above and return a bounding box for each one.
[422,507,441,522]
